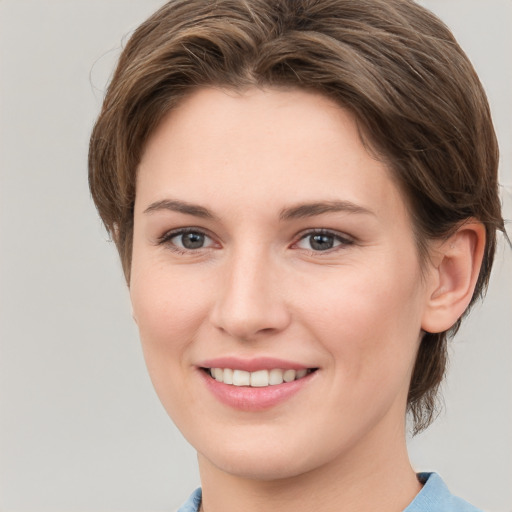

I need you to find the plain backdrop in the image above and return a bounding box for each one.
[0,1,511,511]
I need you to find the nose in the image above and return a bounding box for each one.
[210,248,291,341]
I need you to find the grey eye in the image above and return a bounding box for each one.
[171,231,212,250]
[308,234,336,251]
[296,231,350,252]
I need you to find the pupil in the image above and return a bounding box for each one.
[310,234,333,251]
[182,232,205,249]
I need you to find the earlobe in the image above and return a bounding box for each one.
[421,221,486,334]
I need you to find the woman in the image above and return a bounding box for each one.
[88,1,505,510]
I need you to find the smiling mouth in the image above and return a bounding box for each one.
[202,367,317,387]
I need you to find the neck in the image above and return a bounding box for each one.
[197,418,421,512]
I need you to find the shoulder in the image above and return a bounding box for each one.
[404,473,483,512]
[176,487,202,512]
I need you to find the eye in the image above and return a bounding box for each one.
[295,230,352,252]
[159,228,215,251]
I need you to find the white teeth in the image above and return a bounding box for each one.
[250,370,269,387]
[208,367,312,387]
[296,369,308,379]
[268,368,284,385]
[232,370,250,386]
[283,369,296,382]
[223,368,233,385]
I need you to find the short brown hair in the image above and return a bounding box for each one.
[89,0,505,433]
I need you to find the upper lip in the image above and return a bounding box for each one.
[198,356,314,372]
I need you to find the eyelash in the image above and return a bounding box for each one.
[294,229,354,253]
[157,228,354,254]
[157,227,216,255]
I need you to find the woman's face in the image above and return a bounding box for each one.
[130,87,433,480]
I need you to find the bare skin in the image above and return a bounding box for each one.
[130,87,485,512]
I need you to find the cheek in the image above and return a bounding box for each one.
[132,255,208,326]
[130,264,212,373]
[129,268,213,422]
[299,257,424,381]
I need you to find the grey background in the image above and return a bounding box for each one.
[0,1,510,510]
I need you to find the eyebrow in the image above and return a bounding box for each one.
[279,200,375,221]
[143,199,217,219]
[143,198,374,221]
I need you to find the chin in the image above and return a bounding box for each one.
[194,430,334,482]
[207,450,313,481]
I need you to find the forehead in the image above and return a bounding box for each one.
[136,87,411,230]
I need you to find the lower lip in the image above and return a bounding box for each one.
[199,370,316,411]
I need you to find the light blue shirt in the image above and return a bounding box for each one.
[177,473,482,512]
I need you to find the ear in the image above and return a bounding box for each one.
[421,221,486,334]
